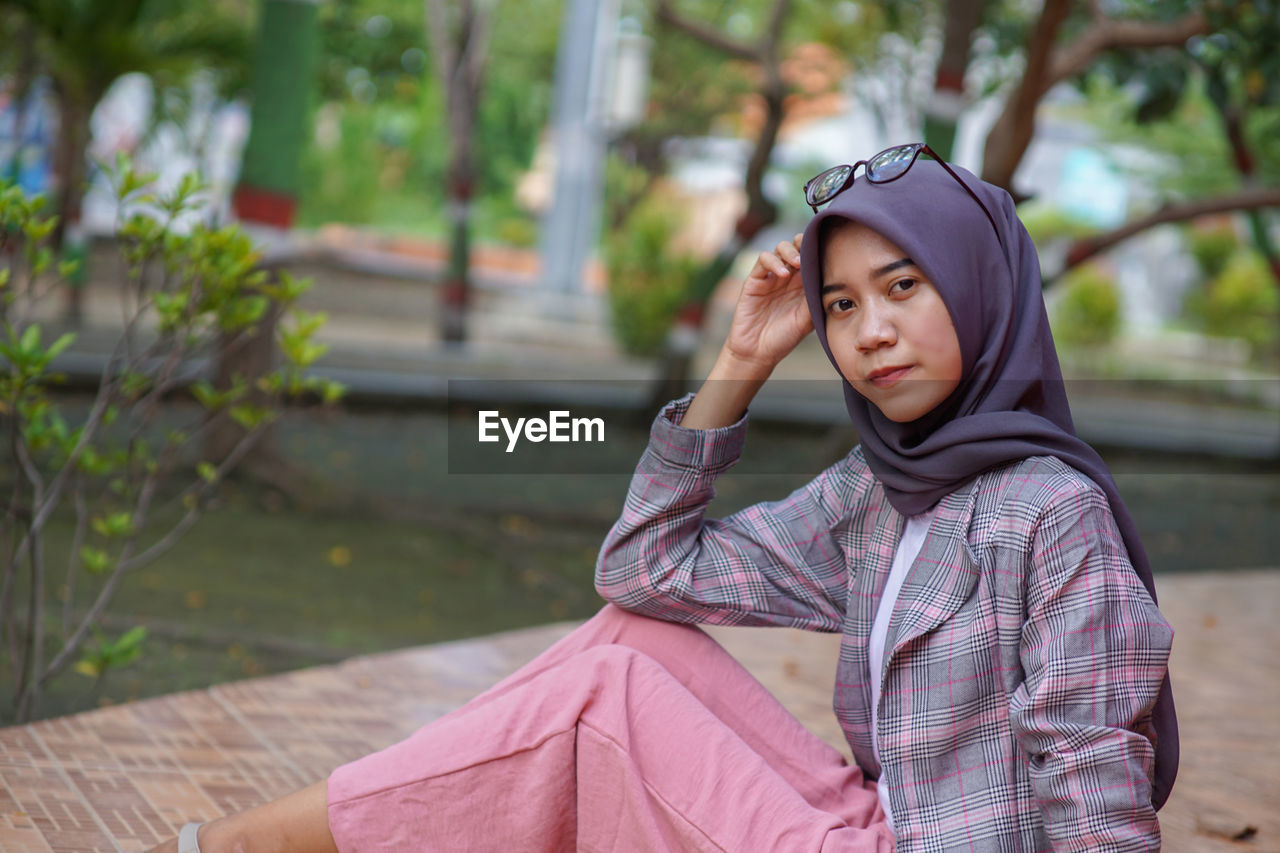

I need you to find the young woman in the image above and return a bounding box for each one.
[155,147,1176,852]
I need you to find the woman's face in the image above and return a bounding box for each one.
[820,221,963,423]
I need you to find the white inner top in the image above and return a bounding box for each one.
[868,509,936,831]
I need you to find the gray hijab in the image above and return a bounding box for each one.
[798,159,1177,808]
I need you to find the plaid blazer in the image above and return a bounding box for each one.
[596,397,1172,852]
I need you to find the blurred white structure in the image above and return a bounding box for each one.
[80,73,248,234]
[539,0,652,308]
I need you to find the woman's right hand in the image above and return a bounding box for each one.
[678,234,814,430]
[720,233,814,374]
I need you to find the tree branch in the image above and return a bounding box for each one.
[981,0,1072,191]
[654,1,760,62]
[1055,187,1280,280]
[1047,11,1209,88]
[39,419,270,685]
[982,6,1210,193]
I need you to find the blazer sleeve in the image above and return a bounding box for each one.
[1009,476,1173,851]
[594,394,860,631]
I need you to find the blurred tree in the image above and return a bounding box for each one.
[0,163,339,722]
[426,0,494,344]
[0,0,251,322]
[1059,0,1280,285]
[926,0,987,160]
[934,0,1279,286]
[313,0,429,103]
[975,0,1208,194]
[1050,263,1122,348]
[297,0,436,227]
[300,0,557,234]
[636,0,891,403]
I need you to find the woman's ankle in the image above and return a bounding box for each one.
[192,816,254,852]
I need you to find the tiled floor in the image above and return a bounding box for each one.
[1,570,1276,852]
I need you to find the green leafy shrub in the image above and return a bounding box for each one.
[1185,249,1279,357]
[1187,224,1239,280]
[299,103,387,226]
[603,194,698,357]
[0,159,342,723]
[1050,263,1122,348]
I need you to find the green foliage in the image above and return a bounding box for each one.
[314,0,429,103]
[1018,204,1100,246]
[74,627,148,680]
[0,325,76,382]
[0,159,343,723]
[1184,249,1279,357]
[631,18,755,145]
[299,0,558,241]
[604,194,699,356]
[1061,2,1280,200]
[0,0,252,102]
[1063,73,1241,198]
[298,102,393,226]
[1050,264,1122,348]
[1187,224,1239,280]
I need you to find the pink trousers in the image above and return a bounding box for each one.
[327,605,895,852]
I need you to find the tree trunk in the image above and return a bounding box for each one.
[1205,75,1280,287]
[50,87,92,326]
[980,7,1208,195]
[426,0,492,345]
[441,91,476,344]
[980,0,1072,194]
[214,0,321,493]
[644,1,790,410]
[925,0,987,159]
[645,73,784,412]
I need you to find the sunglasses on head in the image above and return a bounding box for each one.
[803,142,1001,242]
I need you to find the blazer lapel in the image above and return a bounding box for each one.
[883,478,982,665]
[838,488,904,775]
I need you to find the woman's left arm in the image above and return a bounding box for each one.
[1009,482,1173,852]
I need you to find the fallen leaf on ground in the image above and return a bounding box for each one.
[1195,812,1259,842]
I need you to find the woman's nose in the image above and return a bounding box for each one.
[855,304,897,351]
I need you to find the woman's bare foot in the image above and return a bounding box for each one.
[147,780,338,853]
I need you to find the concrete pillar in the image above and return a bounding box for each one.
[538,0,619,311]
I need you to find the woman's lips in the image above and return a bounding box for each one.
[867,366,912,388]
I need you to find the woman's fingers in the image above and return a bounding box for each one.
[726,234,813,366]
[752,238,804,285]
[778,235,803,268]
[754,250,791,280]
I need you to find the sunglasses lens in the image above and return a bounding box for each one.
[867,145,920,181]
[806,164,854,207]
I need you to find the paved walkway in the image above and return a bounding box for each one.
[1,569,1275,852]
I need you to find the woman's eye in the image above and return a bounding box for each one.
[827,298,854,314]
[890,277,918,295]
